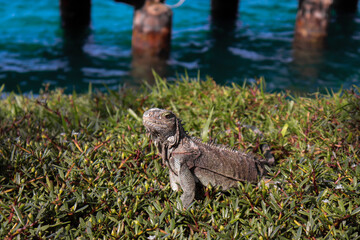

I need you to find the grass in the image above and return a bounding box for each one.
[0,75,359,239]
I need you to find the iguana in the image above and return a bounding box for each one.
[143,108,275,208]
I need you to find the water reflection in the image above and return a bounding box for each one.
[291,45,325,92]
[131,56,169,85]
[1,1,359,94]
[206,13,240,84]
[291,9,359,93]
[60,28,92,92]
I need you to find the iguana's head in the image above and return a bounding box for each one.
[143,108,182,144]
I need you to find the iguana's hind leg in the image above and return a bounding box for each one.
[179,163,196,209]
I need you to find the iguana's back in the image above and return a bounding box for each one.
[186,138,261,188]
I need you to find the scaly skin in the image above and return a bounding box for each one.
[143,108,274,208]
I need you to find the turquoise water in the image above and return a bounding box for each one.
[0,0,359,93]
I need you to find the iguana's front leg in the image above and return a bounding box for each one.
[169,169,180,191]
[179,162,196,208]
[170,154,196,208]
[169,141,201,208]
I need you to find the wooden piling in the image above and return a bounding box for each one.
[132,0,172,59]
[211,0,240,23]
[60,0,91,29]
[294,0,333,49]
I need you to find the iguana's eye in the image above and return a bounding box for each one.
[164,113,174,119]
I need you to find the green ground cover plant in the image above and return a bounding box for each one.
[0,76,359,239]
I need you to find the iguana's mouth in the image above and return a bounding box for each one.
[143,122,160,137]
[143,119,165,130]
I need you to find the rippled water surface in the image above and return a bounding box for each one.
[1,0,359,93]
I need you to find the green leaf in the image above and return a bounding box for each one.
[201,107,214,142]
[75,205,89,213]
[40,224,51,231]
[351,207,360,215]
[88,82,92,95]
[128,108,141,122]
[270,225,281,238]
[288,100,294,113]
[13,206,25,226]
[61,113,69,132]
[281,123,289,137]
[295,227,302,240]
[159,209,168,224]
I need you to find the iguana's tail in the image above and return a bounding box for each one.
[240,124,275,166]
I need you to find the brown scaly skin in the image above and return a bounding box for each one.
[143,108,275,208]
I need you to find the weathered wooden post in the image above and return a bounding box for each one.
[114,0,172,81]
[294,0,333,49]
[132,0,172,59]
[292,0,333,83]
[211,0,240,23]
[130,0,172,81]
[60,0,91,29]
[333,0,359,14]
